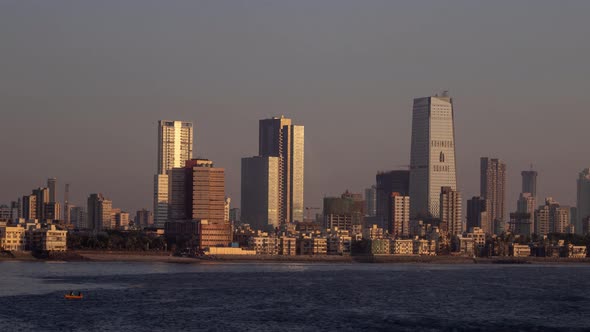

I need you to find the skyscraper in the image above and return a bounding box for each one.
[154,120,193,227]
[364,186,377,217]
[409,94,458,218]
[32,187,49,221]
[87,193,112,233]
[376,170,410,229]
[258,116,304,224]
[521,169,537,197]
[241,156,280,231]
[481,157,506,231]
[390,193,410,237]
[517,193,536,233]
[47,177,57,203]
[440,187,462,235]
[576,168,590,235]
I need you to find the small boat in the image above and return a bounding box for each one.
[64,292,84,300]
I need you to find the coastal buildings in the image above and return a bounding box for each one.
[467,197,490,234]
[323,192,363,233]
[390,193,410,237]
[364,185,377,217]
[0,223,25,251]
[376,170,410,230]
[154,120,194,228]
[481,157,507,234]
[517,193,536,233]
[135,209,154,228]
[409,94,458,219]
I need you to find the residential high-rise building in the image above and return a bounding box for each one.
[409,94,458,218]
[480,157,506,230]
[576,168,590,235]
[258,116,304,224]
[466,196,490,234]
[376,170,410,229]
[390,193,410,237]
[535,198,572,236]
[44,202,61,221]
[22,194,37,221]
[440,187,462,235]
[135,209,154,228]
[241,156,280,231]
[87,194,112,233]
[47,178,57,203]
[521,169,537,197]
[364,186,377,217]
[154,120,194,228]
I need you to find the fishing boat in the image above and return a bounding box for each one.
[64,292,84,300]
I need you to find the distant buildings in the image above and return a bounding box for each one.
[323,192,363,232]
[154,120,193,228]
[390,193,410,237]
[535,198,572,236]
[241,156,280,230]
[135,209,154,228]
[480,157,506,233]
[521,169,537,197]
[409,94,458,219]
[516,193,536,233]
[364,185,377,217]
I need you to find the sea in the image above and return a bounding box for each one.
[0,261,588,331]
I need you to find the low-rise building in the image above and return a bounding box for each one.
[369,238,390,255]
[299,237,327,255]
[249,236,279,255]
[327,234,352,255]
[30,224,67,252]
[510,244,531,257]
[363,224,385,240]
[412,239,437,256]
[456,237,475,256]
[278,236,297,256]
[0,223,26,251]
[205,247,256,255]
[567,244,587,258]
[391,239,414,255]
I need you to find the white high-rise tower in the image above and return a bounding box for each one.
[409,94,458,219]
[154,120,193,227]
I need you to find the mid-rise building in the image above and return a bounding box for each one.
[87,193,112,233]
[323,192,363,233]
[29,224,67,252]
[440,187,462,235]
[376,170,410,230]
[135,209,153,228]
[535,198,572,236]
[70,206,87,230]
[391,239,414,255]
[390,193,410,237]
[409,94,458,218]
[481,157,507,230]
[0,223,26,251]
[44,202,61,221]
[32,187,49,221]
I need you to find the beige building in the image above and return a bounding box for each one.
[440,187,463,235]
[391,239,414,255]
[391,193,410,237]
[279,236,297,256]
[299,237,327,255]
[481,158,507,232]
[0,223,26,251]
[369,238,390,255]
[510,244,531,257]
[412,239,437,256]
[30,225,67,252]
[363,224,385,240]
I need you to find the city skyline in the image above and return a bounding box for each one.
[2,2,590,215]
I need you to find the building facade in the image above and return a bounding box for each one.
[576,168,590,235]
[466,196,490,234]
[440,187,462,235]
[87,193,112,233]
[240,156,280,231]
[409,95,458,218]
[481,157,507,231]
[376,170,410,230]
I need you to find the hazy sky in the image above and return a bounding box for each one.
[1,1,589,215]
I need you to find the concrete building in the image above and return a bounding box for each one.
[376,170,410,229]
[135,209,154,228]
[521,169,537,197]
[279,236,297,256]
[390,193,410,237]
[576,168,590,235]
[409,94,458,219]
[70,206,87,230]
[44,202,61,221]
[32,187,49,221]
[165,219,231,250]
[47,177,57,203]
[467,196,490,234]
[154,120,194,227]
[481,157,507,231]
[224,197,231,223]
[326,233,352,256]
[0,223,26,251]
[413,239,437,256]
[29,224,67,252]
[509,212,532,237]
[240,156,280,231]
[258,116,304,224]
[363,224,385,240]
[510,244,531,257]
[369,239,390,255]
[323,193,363,233]
[535,198,572,236]
[22,194,37,221]
[440,187,462,235]
[465,227,487,253]
[87,193,112,233]
[364,185,377,217]
[391,239,414,255]
[517,193,536,233]
[298,237,327,255]
[113,210,130,229]
[0,205,11,221]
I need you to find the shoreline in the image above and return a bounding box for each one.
[1,250,590,265]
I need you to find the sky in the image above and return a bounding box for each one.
[1,1,589,215]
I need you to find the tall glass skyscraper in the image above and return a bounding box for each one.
[409,95,458,219]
